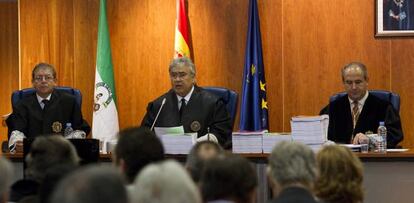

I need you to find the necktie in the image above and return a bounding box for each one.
[179,98,186,120]
[352,100,360,128]
[42,99,49,110]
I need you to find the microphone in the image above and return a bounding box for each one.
[150,98,167,131]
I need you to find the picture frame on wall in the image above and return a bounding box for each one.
[376,0,414,36]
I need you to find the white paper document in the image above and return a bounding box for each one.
[232,132,264,153]
[291,115,329,145]
[262,132,292,153]
[159,133,197,155]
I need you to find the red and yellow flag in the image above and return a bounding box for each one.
[174,0,191,58]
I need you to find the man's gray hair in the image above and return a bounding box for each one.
[131,160,201,203]
[341,62,368,81]
[0,157,13,201]
[25,136,79,182]
[50,165,127,203]
[268,141,316,188]
[32,62,57,79]
[169,57,196,77]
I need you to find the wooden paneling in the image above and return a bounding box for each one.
[8,0,414,148]
[258,0,283,132]
[72,0,99,129]
[107,0,175,128]
[20,0,75,87]
[283,0,391,131]
[391,39,414,148]
[0,1,18,150]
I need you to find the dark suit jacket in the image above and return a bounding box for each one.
[268,187,319,203]
[328,93,403,148]
[7,89,90,139]
[141,86,232,148]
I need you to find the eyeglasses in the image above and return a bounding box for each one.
[34,75,55,82]
[170,72,189,79]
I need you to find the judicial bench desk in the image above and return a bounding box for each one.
[5,150,414,203]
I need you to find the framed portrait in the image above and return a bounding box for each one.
[376,0,414,36]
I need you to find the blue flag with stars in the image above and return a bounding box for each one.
[239,0,269,131]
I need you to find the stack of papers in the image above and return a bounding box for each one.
[154,126,196,154]
[159,133,197,154]
[291,115,329,145]
[232,132,264,153]
[262,133,292,153]
[340,144,362,152]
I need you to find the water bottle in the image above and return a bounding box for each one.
[64,123,74,138]
[376,121,387,153]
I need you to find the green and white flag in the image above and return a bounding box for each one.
[93,0,119,152]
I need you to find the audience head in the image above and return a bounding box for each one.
[315,145,364,203]
[0,157,13,203]
[169,57,196,97]
[341,62,368,101]
[131,160,201,203]
[185,140,223,182]
[200,153,257,203]
[32,63,57,98]
[25,135,79,182]
[114,126,165,183]
[268,141,317,196]
[50,164,127,203]
[38,164,78,203]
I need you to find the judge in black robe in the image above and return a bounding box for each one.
[141,57,232,148]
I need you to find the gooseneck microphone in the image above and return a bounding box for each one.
[150,98,167,131]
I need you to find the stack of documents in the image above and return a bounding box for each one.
[262,132,292,153]
[159,134,197,154]
[154,126,196,154]
[290,115,329,145]
[232,132,264,153]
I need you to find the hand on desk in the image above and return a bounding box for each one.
[353,133,369,145]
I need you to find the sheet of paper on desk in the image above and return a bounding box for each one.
[232,132,264,153]
[262,132,292,153]
[154,126,185,136]
[340,144,362,152]
[387,149,409,152]
[160,133,197,154]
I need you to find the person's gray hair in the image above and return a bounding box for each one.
[341,62,368,81]
[0,157,13,201]
[32,63,57,79]
[25,136,80,182]
[169,57,196,77]
[50,165,127,203]
[268,141,316,188]
[131,160,201,203]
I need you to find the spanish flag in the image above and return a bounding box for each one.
[174,0,191,58]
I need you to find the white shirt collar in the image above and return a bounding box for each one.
[348,91,369,110]
[176,85,194,104]
[36,93,52,104]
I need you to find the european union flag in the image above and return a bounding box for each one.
[239,0,269,131]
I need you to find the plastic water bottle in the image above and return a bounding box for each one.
[64,123,74,138]
[376,121,387,153]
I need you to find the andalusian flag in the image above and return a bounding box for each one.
[92,0,119,152]
[174,0,191,58]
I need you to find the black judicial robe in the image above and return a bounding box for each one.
[7,89,90,139]
[141,85,232,148]
[327,93,403,148]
